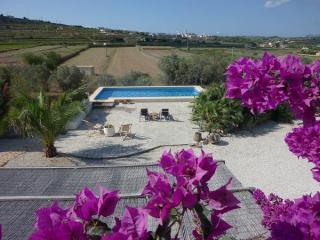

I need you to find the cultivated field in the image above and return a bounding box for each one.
[0,45,87,66]
[63,47,115,74]
[140,46,192,59]
[63,46,190,78]
[184,47,320,62]
[107,47,161,77]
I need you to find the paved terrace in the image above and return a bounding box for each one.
[56,102,197,158]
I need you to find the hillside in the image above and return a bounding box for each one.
[1,14,320,55]
[0,15,140,51]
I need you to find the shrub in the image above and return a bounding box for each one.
[44,52,61,71]
[193,84,293,133]
[96,74,116,86]
[118,71,152,86]
[25,64,51,91]
[192,84,244,133]
[22,53,45,65]
[66,86,88,102]
[271,104,293,123]
[159,53,228,86]
[0,67,10,116]
[22,52,61,71]
[50,66,84,91]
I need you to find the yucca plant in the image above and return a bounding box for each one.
[9,91,82,157]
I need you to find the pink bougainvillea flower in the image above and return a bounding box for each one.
[34,202,68,230]
[226,52,287,114]
[159,150,177,175]
[285,121,320,181]
[205,179,240,214]
[142,169,172,197]
[170,149,197,176]
[144,194,172,225]
[285,121,320,164]
[209,213,232,238]
[118,207,149,240]
[198,150,218,184]
[104,207,149,240]
[160,149,218,186]
[253,190,320,239]
[97,185,120,218]
[270,222,304,240]
[0,224,2,240]
[30,202,86,240]
[279,54,306,82]
[72,187,98,221]
[172,184,197,208]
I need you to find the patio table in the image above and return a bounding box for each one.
[149,112,160,121]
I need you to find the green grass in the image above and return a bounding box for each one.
[180,47,319,63]
[52,45,87,58]
[0,43,40,52]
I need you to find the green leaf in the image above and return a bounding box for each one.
[154,218,172,240]
[86,219,111,238]
[170,208,178,218]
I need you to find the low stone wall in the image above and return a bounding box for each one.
[65,100,92,130]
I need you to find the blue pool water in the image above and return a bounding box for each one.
[95,87,200,100]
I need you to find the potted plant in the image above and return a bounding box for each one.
[104,123,115,136]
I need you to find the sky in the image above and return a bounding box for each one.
[1,0,320,37]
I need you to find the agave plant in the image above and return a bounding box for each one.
[9,91,81,157]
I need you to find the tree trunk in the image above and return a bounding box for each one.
[45,144,57,158]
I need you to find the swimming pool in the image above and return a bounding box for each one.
[91,86,202,102]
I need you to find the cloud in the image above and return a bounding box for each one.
[265,0,290,8]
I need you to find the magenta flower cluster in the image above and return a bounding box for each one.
[226,52,320,179]
[30,186,120,239]
[226,53,320,240]
[285,121,320,181]
[226,52,320,125]
[28,149,240,240]
[226,52,287,114]
[253,189,320,240]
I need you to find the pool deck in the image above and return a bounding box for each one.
[89,85,203,103]
[55,101,198,158]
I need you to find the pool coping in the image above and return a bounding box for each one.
[89,85,204,103]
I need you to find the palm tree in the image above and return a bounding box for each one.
[9,91,82,157]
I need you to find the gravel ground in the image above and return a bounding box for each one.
[106,121,319,199]
[204,121,319,199]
